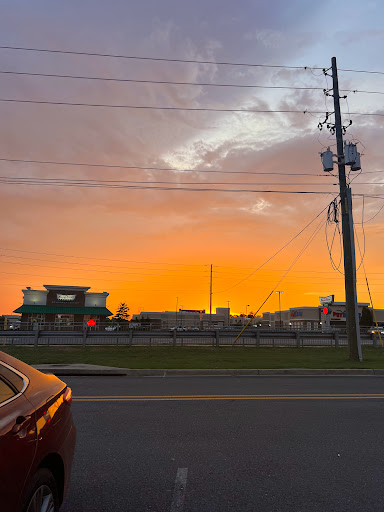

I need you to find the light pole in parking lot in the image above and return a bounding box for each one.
[246,304,250,317]
[175,297,179,327]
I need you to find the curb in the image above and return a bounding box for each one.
[32,365,384,377]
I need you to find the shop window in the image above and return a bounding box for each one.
[55,314,74,326]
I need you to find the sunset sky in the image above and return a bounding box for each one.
[1,0,384,317]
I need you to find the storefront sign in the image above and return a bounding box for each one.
[290,310,303,317]
[319,295,334,306]
[57,294,76,301]
[180,309,206,313]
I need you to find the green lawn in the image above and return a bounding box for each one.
[2,346,384,369]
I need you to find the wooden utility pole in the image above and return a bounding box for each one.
[209,264,213,328]
[331,56,362,361]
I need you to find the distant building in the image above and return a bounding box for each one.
[132,307,231,329]
[14,285,112,328]
[262,301,384,329]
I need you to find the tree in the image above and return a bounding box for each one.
[360,306,373,326]
[114,302,130,322]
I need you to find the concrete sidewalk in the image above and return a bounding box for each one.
[32,364,384,377]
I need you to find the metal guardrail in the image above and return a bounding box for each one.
[0,329,378,347]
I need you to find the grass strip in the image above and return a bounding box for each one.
[2,346,384,369]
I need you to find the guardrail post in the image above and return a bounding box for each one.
[116,336,119,347]
[34,329,40,348]
[295,331,300,348]
[215,330,219,348]
[149,337,152,347]
[334,331,339,348]
[129,329,133,347]
[82,328,87,348]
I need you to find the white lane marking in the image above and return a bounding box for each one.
[170,467,188,512]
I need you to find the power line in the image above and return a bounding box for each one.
[0,157,329,177]
[0,69,326,91]
[3,69,384,96]
[0,259,210,277]
[0,179,335,194]
[215,198,337,294]
[0,246,206,266]
[0,175,336,187]
[0,254,210,273]
[0,97,324,114]
[4,45,384,76]
[233,213,326,342]
[0,45,318,70]
[0,97,381,118]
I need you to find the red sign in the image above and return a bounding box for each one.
[323,307,329,315]
[87,320,96,327]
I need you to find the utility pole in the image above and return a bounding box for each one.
[227,300,230,327]
[331,56,362,361]
[275,291,283,329]
[209,264,213,328]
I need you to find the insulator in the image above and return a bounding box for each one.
[321,149,334,172]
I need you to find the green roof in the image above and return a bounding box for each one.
[14,305,112,316]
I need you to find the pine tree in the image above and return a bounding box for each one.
[360,306,373,326]
[114,302,130,322]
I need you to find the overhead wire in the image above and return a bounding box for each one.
[0,157,330,177]
[0,69,326,90]
[354,223,383,347]
[4,45,384,77]
[215,197,338,294]
[0,246,207,266]
[233,211,327,343]
[0,179,335,194]
[0,45,320,69]
[0,97,381,119]
[0,97,326,114]
[0,175,336,187]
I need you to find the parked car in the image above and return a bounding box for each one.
[0,350,76,512]
[169,326,187,331]
[105,324,119,331]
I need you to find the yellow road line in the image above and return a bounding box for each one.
[73,394,384,401]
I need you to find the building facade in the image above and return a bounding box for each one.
[262,301,384,329]
[132,308,231,329]
[14,285,112,328]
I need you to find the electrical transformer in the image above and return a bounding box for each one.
[321,148,334,172]
[351,152,361,171]
[344,143,358,165]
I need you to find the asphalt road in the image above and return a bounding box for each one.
[61,376,384,512]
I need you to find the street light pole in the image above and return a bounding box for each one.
[175,297,178,327]
[246,304,250,317]
[276,291,283,329]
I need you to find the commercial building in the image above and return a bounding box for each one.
[262,300,384,329]
[14,285,112,328]
[132,307,231,329]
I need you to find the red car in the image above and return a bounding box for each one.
[0,351,76,511]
